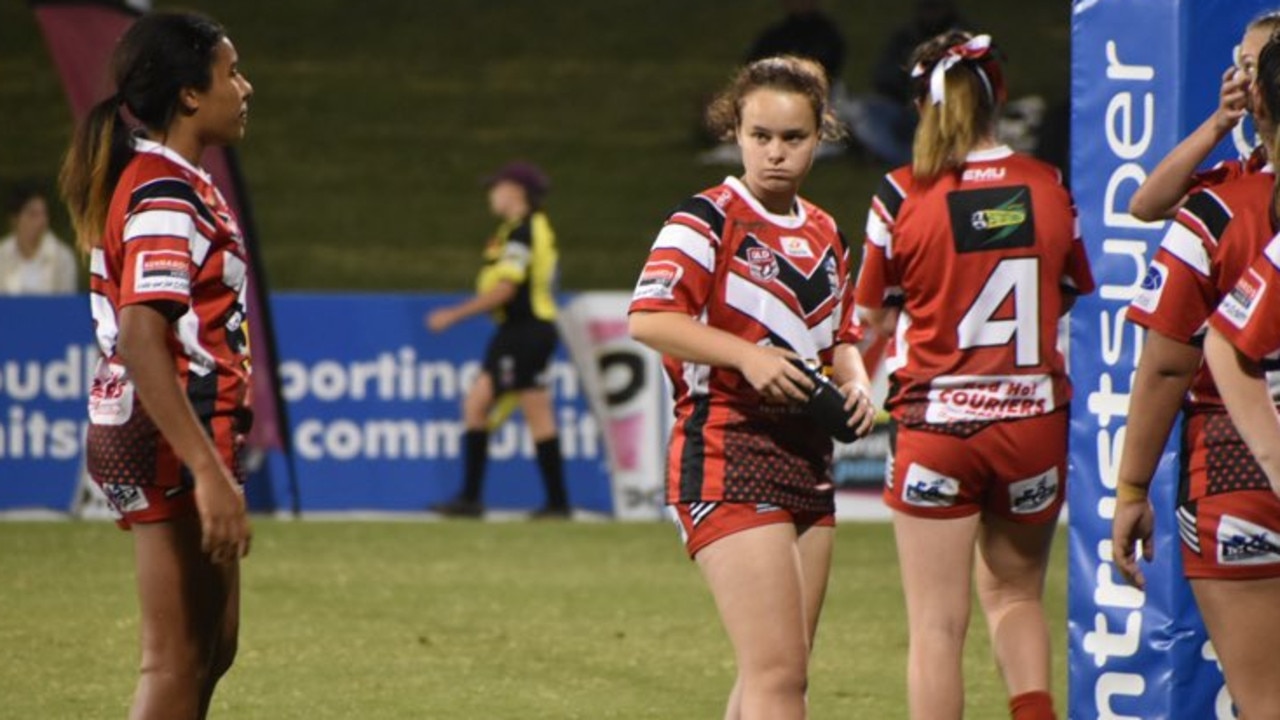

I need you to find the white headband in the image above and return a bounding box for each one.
[911,34,994,106]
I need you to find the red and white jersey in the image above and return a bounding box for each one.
[629,177,860,509]
[856,146,1094,426]
[1189,145,1268,193]
[1211,231,1280,365]
[1127,168,1280,413]
[88,139,251,437]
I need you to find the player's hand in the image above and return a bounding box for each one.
[739,346,813,405]
[1111,496,1155,590]
[193,463,251,564]
[1212,66,1250,135]
[838,381,877,439]
[426,308,457,333]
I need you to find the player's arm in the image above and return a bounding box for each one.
[1129,67,1248,221]
[427,281,517,332]
[1204,327,1280,489]
[629,310,812,404]
[118,303,250,563]
[831,342,876,437]
[1110,330,1198,588]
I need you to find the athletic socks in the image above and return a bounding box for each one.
[534,437,569,509]
[460,429,489,503]
[1009,691,1056,720]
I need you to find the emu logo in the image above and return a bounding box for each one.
[963,167,1007,182]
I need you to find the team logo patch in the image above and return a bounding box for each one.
[947,185,1036,253]
[634,260,683,301]
[134,250,190,295]
[963,166,1007,183]
[902,463,960,508]
[1218,268,1266,329]
[747,246,779,282]
[88,365,135,426]
[1008,468,1059,515]
[1216,514,1280,565]
[1130,260,1168,315]
[101,483,149,514]
[780,236,814,258]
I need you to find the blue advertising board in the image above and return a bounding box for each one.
[0,293,614,516]
[1069,1,1267,717]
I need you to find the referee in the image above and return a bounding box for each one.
[426,161,570,518]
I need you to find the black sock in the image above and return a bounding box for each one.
[535,437,568,509]
[461,430,488,503]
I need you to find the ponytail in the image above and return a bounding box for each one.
[59,94,134,253]
[908,31,1005,183]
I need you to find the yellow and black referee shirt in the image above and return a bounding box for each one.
[476,211,558,324]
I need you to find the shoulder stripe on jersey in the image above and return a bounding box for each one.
[1180,190,1233,243]
[679,396,711,501]
[874,174,906,220]
[1159,223,1212,276]
[1266,233,1280,270]
[865,208,892,250]
[652,224,715,272]
[670,196,725,241]
[128,178,217,228]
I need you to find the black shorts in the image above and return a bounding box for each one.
[482,320,558,392]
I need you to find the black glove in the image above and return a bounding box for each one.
[788,359,861,443]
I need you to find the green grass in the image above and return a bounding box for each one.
[0,1,1069,290]
[0,520,1067,718]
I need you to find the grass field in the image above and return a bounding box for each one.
[1,1,1069,291]
[0,520,1067,718]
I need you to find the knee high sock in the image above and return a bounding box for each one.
[461,430,489,503]
[1009,691,1055,720]
[534,437,568,508]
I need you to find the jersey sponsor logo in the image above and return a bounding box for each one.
[633,260,683,301]
[1130,260,1168,315]
[947,185,1036,253]
[902,463,960,508]
[747,246,780,282]
[135,250,190,295]
[101,483,149,514]
[925,374,1054,423]
[1009,468,1059,515]
[963,166,1008,183]
[780,236,814,258]
[1217,514,1280,565]
[1218,268,1265,329]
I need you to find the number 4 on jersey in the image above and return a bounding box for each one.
[957,257,1040,367]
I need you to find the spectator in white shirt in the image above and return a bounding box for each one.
[0,183,78,295]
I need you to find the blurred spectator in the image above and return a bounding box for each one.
[840,0,968,166]
[700,0,848,164]
[0,182,77,295]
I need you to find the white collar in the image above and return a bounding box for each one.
[724,176,807,229]
[133,137,213,184]
[965,145,1015,163]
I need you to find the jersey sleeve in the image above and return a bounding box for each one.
[1210,232,1280,361]
[1189,158,1245,193]
[629,196,722,316]
[1126,191,1227,344]
[1060,196,1095,296]
[853,174,906,312]
[118,178,204,317]
[834,229,863,346]
[488,221,533,285]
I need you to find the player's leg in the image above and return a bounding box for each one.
[518,387,569,514]
[197,559,240,720]
[433,371,496,515]
[697,523,810,720]
[1191,577,1280,718]
[974,514,1058,720]
[721,518,833,720]
[130,514,221,720]
[893,510,981,720]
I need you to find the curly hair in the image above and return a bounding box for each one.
[705,55,844,142]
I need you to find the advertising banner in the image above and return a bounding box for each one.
[1069,1,1267,716]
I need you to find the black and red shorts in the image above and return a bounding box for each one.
[884,411,1067,524]
[670,501,835,558]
